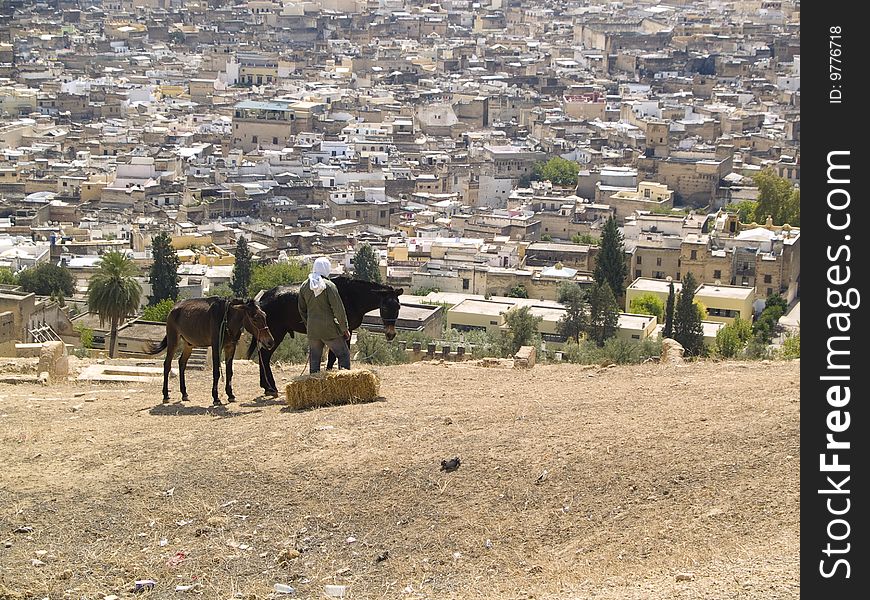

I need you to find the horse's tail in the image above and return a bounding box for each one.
[145,336,168,355]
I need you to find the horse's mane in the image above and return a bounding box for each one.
[331,275,395,293]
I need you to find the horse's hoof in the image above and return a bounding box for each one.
[181,396,190,402]
[227,396,236,403]
[264,390,279,398]
[162,397,170,404]
[212,400,222,407]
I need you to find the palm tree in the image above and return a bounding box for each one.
[87,251,142,358]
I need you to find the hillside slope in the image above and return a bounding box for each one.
[0,359,800,599]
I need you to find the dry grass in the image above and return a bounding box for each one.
[0,359,800,599]
[285,369,381,410]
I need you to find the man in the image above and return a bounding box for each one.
[298,257,352,373]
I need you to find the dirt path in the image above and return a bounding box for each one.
[0,359,800,599]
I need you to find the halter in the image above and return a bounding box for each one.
[243,311,273,344]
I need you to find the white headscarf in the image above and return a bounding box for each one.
[308,257,332,297]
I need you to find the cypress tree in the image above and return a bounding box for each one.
[353,243,382,283]
[663,279,675,338]
[148,232,179,305]
[593,216,628,301]
[673,272,704,356]
[230,236,253,297]
[585,282,620,347]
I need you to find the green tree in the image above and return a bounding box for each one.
[503,306,542,356]
[507,284,529,298]
[540,234,553,242]
[571,233,600,246]
[557,282,587,343]
[18,263,75,297]
[629,293,665,323]
[0,267,19,286]
[753,168,800,226]
[585,282,620,347]
[353,244,382,283]
[87,251,142,358]
[248,261,311,295]
[230,236,253,297]
[148,232,180,305]
[593,216,628,301]
[533,157,580,186]
[753,292,787,343]
[673,272,704,356]
[728,200,759,224]
[663,279,676,338]
[141,298,176,322]
[714,317,752,358]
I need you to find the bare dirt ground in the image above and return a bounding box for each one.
[0,358,800,600]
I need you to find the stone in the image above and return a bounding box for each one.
[37,341,69,383]
[513,346,536,369]
[660,339,685,364]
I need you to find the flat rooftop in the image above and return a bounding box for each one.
[696,283,754,300]
[628,277,682,294]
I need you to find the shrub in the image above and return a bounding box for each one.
[354,329,408,365]
[779,331,800,359]
[269,333,310,364]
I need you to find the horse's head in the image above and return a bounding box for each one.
[375,287,403,341]
[230,298,275,350]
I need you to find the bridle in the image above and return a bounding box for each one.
[244,311,273,345]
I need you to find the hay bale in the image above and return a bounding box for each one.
[285,369,380,410]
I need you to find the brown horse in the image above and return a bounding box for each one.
[147,297,275,405]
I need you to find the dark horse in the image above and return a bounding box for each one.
[247,276,403,396]
[147,297,275,405]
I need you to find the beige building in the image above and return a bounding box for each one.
[695,283,754,324]
[625,276,681,311]
[232,99,324,151]
[446,298,566,344]
[605,182,674,221]
[627,277,753,325]
[616,313,658,342]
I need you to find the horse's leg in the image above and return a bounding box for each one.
[211,334,222,406]
[178,344,193,401]
[261,331,286,396]
[225,343,236,402]
[162,331,178,403]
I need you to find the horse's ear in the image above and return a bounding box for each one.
[395,288,404,296]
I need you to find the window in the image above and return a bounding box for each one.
[767,287,773,296]
[380,211,386,218]
[631,334,640,340]
[764,274,772,284]
[636,255,642,265]
[273,137,278,145]
[251,135,258,144]
[635,269,642,278]
[713,269,721,280]
[690,250,697,260]
[355,210,361,217]
[656,257,662,266]
[462,279,470,290]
